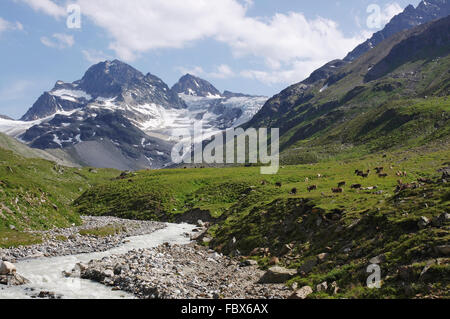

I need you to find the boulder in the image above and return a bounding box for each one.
[418,216,430,229]
[329,281,339,295]
[289,286,313,299]
[0,261,16,275]
[258,266,297,284]
[369,254,386,264]
[317,253,329,262]
[316,281,328,292]
[103,269,114,278]
[432,213,450,227]
[0,273,29,286]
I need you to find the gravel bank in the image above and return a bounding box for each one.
[0,217,165,262]
[79,242,292,299]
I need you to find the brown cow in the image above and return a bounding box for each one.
[378,173,388,178]
[290,188,298,195]
[275,182,282,188]
[332,188,343,193]
[307,185,317,192]
[351,184,362,189]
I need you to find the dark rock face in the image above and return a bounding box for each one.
[21,60,186,122]
[21,92,83,121]
[171,74,222,97]
[344,0,450,61]
[78,60,186,109]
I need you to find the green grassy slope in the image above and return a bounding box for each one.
[0,146,118,237]
[0,132,80,167]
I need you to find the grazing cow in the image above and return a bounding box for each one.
[307,185,317,192]
[338,181,346,188]
[260,180,268,185]
[290,188,297,195]
[332,187,343,193]
[351,184,362,189]
[361,173,369,178]
[275,182,282,188]
[355,170,363,175]
[375,167,384,174]
[378,173,388,178]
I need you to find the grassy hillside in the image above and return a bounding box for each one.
[0,132,80,167]
[0,146,118,246]
[74,145,449,298]
[244,17,450,164]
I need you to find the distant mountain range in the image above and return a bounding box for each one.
[0,62,267,170]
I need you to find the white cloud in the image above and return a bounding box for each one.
[210,64,235,79]
[14,0,66,18]
[379,3,403,27]
[0,17,24,35]
[82,49,112,64]
[20,0,367,85]
[41,33,74,49]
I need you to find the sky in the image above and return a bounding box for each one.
[0,0,421,119]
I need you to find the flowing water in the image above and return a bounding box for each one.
[0,223,195,299]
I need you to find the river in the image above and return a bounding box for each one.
[0,223,195,299]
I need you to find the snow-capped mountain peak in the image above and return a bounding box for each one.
[3,61,268,171]
[171,74,222,98]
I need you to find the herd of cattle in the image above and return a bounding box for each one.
[268,165,426,195]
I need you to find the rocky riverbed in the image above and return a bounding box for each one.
[78,242,292,299]
[0,216,165,262]
[1,218,294,299]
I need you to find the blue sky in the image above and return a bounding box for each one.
[0,0,420,119]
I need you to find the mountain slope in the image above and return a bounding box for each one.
[345,0,450,61]
[171,74,222,98]
[0,132,79,167]
[246,15,450,163]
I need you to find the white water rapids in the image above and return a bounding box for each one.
[0,223,195,299]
